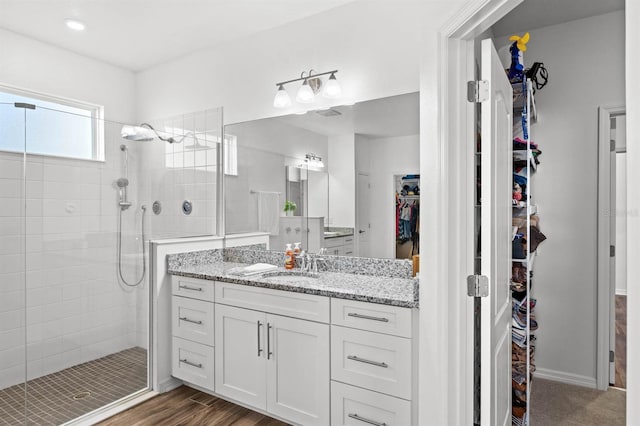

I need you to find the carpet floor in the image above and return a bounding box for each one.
[530,378,626,425]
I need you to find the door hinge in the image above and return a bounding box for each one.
[610,245,615,257]
[610,350,615,362]
[467,80,489,103]
[467,275,489,297]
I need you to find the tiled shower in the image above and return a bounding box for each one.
[0,101,222,424]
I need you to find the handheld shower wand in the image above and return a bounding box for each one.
[118,145,132,210]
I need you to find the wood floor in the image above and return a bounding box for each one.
[615,294,627,389]
[97,386,288,426]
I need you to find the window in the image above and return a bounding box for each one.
[0,86,104,161]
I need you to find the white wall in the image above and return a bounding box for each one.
[328,134,355,227]
[0,28,135,123]
[495,10,625,385]
[135,1,426,125]
[356,134,420,259]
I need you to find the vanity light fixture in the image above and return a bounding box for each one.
[65,19,86,31]
[273,69,341,108]
[302,153,325,170]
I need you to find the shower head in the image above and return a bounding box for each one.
[183,134,213,151]
[116,177,129,188]
[121,125,155,142]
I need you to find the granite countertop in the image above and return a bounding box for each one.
[168,261,418,308]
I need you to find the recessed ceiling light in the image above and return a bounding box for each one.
[65,19,85,31]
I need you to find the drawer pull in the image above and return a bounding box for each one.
[180,358,202,369]
[347,312,389,322]
[348,413,387,426]
[179,317,203,325]
[179,284,203,292]
[347,355,388,368]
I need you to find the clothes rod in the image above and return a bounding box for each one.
[250,190,282,194]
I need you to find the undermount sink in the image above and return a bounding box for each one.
[262,271,320,283]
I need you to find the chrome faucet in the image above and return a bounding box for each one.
[311,254,326,273]
[296,251,310,271]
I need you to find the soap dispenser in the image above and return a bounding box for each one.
[293,242,301,268]
[284,244,294,270]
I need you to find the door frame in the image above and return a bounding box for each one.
[427,1,639,424]
[419,0,522,424]
[597,105,625,389]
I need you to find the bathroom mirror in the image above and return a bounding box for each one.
[224,91,419,259]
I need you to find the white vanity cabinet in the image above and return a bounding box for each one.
[214,283,330,426]
[330,298,416,426]
[170,275,416,426]
[323,235,355,256]
[171,277,215,390]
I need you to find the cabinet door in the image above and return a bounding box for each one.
[214,304,267,410]
[266,314,330,426]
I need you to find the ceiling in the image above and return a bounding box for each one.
[0,0,624,73]
[492,0,624,37]
[0,0,353,72]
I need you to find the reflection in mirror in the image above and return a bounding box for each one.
[224,92,419,259]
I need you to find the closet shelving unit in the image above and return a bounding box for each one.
[511,78,539,426]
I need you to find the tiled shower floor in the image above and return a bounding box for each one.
[0,347,147,426]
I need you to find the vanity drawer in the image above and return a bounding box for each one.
[331,381,412,426]
[172,296,214,346]
[215,281,330,323]
[331,326,412,400]
[172,337,214,390]
[331,298,412,337]
[172,276,214,302]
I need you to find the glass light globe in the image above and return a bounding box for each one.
[322,73,342,99]
[296,80,315,103]
[273,85,291,108]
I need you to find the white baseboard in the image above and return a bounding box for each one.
[616,289,627,296]
[158,377,183,393]
[533,368,597,389]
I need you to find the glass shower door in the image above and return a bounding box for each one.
[0,102,28,425]
[21,105,150,425]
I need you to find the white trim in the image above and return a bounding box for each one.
[67,390,158,426]
[422,0,522,424]
[616,289,628,296]
[533,368,597,389]
[596,105,625,390]
[627,2,640,421]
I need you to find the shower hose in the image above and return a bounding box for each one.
[117,205,147,287]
